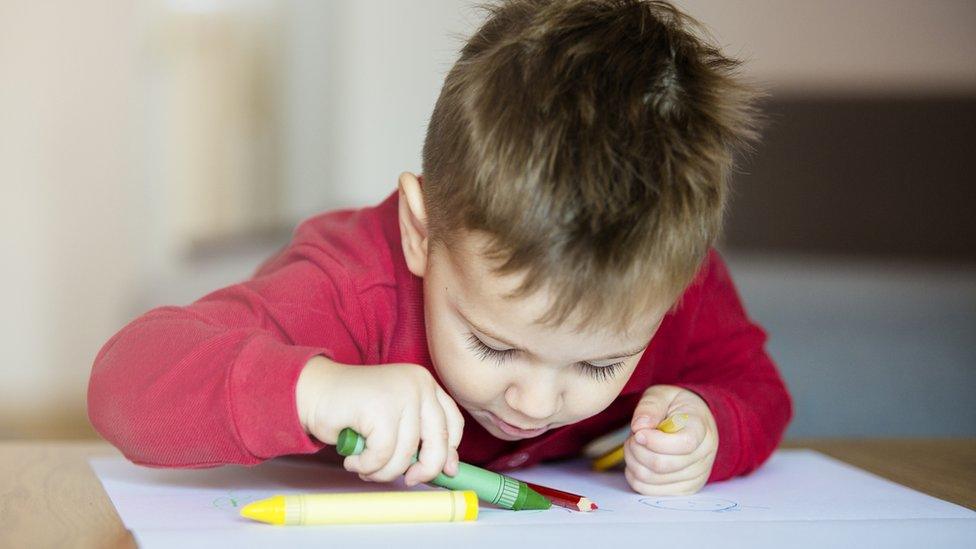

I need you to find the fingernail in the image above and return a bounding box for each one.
[633,416,651,429]
[635,431,647,445]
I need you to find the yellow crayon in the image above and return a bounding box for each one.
[591,413,689,472]
[591,446,626,472]
[657,413,689,433]
[241,490,478,526]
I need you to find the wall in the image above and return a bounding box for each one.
[281,0,976,214]
[0,0,141,436]
[1,0,973,438]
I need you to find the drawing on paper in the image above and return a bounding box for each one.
[212,492,256,510]
[639,496,739,512]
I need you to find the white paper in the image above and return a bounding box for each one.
[90,450,976,548]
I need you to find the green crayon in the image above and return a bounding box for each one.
[336,428,550,511]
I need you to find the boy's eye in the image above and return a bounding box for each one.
[466,333,516,365]
[466,333,623,381]
[576,361,623,382]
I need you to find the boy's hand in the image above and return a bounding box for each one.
[295,356,464,487]
[625,384,718,496]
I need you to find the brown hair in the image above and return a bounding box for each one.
[421,0,761,329]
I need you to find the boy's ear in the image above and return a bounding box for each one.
[398,172,429,278]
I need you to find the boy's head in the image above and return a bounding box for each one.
[398,0,760,440]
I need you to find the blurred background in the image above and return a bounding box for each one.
[1,0,973,440]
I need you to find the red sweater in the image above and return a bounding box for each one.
[88,192,792,481]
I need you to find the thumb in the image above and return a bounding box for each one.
[631,385,679,431]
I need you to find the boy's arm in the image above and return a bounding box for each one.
[87,252,368,468]
[672,250,793,482]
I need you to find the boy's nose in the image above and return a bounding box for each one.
[503,379,561,421]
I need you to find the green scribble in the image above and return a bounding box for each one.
[212,495,239,509]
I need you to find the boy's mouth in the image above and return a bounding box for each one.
[483,410,549,439]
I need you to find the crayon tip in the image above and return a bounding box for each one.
[240,496,286,525]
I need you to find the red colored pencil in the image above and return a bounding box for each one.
[524,481,598,512]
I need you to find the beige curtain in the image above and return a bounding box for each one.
[155,0,284,250]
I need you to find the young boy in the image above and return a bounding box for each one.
[88,0,791,496]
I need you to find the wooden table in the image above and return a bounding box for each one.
[2,438,973,548]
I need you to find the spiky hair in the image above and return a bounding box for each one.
[422,0,762,328]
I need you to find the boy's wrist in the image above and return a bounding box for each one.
[295,355,345,434]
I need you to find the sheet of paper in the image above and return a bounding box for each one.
[90,449,975,548]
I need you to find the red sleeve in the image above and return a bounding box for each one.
[87,252,368,468]
[673,250,793,482]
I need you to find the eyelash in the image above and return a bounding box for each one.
[465,333,623,382]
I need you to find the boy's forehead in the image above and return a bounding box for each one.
[444,232,523,297]
[442,231,548,318]
[439,232,657,344]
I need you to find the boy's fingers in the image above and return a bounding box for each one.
[436,387,464,476]
[445,448,461,477]
[631,386,676,431]
[436,387,464,449]
[626,436,698,474]
[365,412,420,483]
[343,421,396,475]
[625,440,711,483]
[627,460,707,487]
[407,395,450,486]
[625,466,708,496]
[634,413,706,455]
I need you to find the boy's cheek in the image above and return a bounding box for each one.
[431,353,498,405]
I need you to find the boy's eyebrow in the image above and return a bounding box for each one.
[457,308,649,362]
